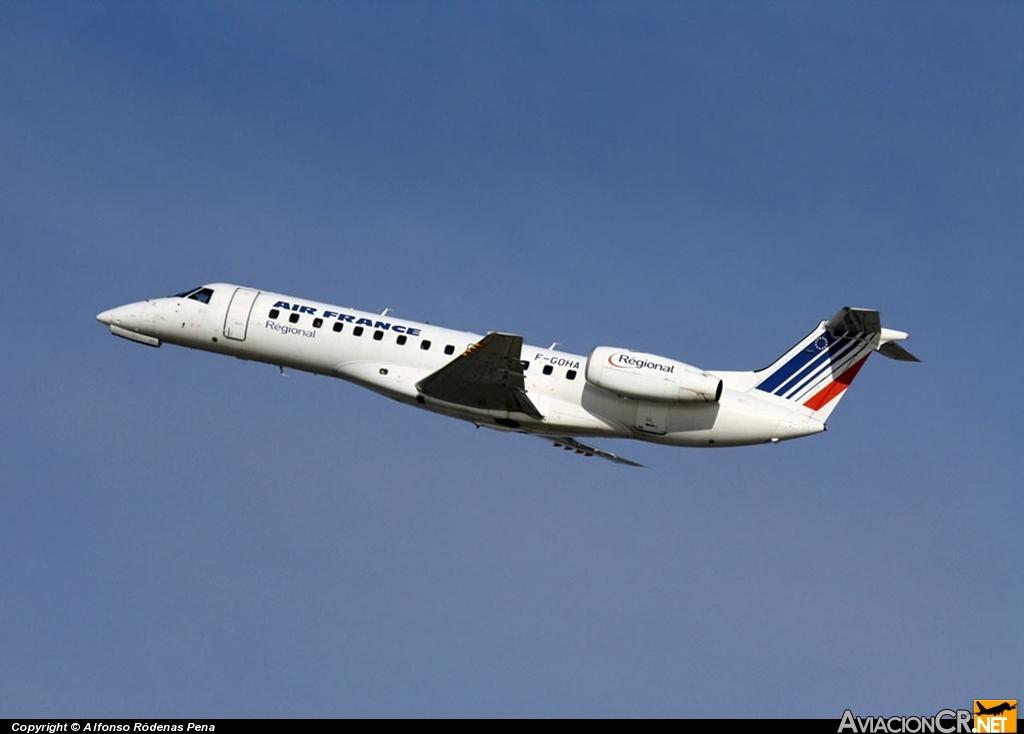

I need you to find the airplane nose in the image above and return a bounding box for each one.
[96,304,135,326]
[96,302,162,347]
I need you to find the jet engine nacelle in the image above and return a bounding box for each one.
[585,347,723,403]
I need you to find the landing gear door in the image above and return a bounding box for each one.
[223,287,260,341]
[635,401,669,435]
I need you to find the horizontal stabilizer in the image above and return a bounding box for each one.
[877,326,920,361]
[877,341,920,362]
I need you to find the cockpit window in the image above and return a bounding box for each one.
[172,287,214,304]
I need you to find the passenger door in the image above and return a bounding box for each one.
[223,287,261,341]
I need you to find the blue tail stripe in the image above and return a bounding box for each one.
[779,337,868,399]
[756,332,834,394]
[773,340,842,396]
[756,348,818,393]
[775,335,861,398]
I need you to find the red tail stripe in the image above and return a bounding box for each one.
[803,354,870,411]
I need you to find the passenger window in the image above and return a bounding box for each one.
[566,370,577,380]
[373,330,384,341]
[421,340,432,351]
[397,335,407,345]
[289,313,300,324]
[444,345,455,355]
[313,318,323,328]
[353,326,364,337]
[542,365,553,375]
[269,309,279,320]
[332,322,344,333]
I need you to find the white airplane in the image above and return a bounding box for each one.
[97,284,918,466]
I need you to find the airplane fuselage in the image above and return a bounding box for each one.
[97,283,827,454]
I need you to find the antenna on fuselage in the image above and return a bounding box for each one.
[381,308,390,316]
[549,342,559,350]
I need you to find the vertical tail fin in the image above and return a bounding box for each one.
[753,308,901,421]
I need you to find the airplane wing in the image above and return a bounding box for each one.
[548,436,645,467]
[416,332,543,418]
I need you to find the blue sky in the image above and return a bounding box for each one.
[2,1,1021,718]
